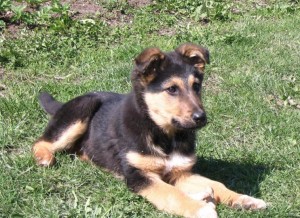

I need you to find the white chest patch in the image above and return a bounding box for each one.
[164,153,195,175]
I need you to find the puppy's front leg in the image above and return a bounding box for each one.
[124,152,216,217]
[138,175,217,218]
[175,173,267,210]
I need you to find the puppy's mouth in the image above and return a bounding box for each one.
[171,117,207,130]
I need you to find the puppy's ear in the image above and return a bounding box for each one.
[134,47,165,84]
[176,43,209,72]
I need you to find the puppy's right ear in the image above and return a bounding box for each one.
[133,48,165,84]
[176,43,209,72]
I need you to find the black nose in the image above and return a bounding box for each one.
[192,111,206,123]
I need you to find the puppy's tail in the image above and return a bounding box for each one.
[38,92,63,116]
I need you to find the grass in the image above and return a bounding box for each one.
[1,0,300,217]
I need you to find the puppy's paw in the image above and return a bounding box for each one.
[36,156,56,167]
[188,187,215,204]
[232,195,267,210]
[33,145,56,167]
[196,203,218,218]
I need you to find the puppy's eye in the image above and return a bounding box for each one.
[193,83,201,93]
[166,85,179,95]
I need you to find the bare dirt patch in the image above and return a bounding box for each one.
[101,9,133,26]
[63,0,103,19]
[127,0,152,7]
[0,0,143,37]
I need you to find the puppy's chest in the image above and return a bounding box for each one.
[126,151,196,176]
[163,153,196,175]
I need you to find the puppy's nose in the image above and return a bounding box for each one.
[192,111,206,123]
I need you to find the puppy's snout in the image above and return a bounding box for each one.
[192,111,207,124]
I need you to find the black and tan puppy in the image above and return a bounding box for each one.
[33,43,267,218]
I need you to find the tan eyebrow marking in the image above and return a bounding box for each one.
[162,76,185,90]
[188,75,200,88]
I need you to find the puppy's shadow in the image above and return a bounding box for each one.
[193,157,271,196]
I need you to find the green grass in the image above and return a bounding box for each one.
[1,1,300,217]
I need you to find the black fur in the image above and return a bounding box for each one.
[38,45,208,193]
[33,44,268,217]
[39,92,63,115]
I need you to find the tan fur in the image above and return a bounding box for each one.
[144,76,203,134]
[135,48,164,64]
[162,76,185,90]
[176,43,209,72]
[127,152,265,214]
[174,174,267,210]
[138,174,210,218]
[52,120,88,152]
[195,63,206,72]
[144,91,176,134]
[32,141,55,166]
[33,120,88,166]
[134,47,165,85]
[126,151,196,181]
[140,73,156,86]
[175,173,242,205]
[126,152,165,174]
[78,152,91,162]
[188,75,200,88]
[32,44,266,217]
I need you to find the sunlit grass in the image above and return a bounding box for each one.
[0,1,299,217]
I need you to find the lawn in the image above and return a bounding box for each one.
[0,0,299,217]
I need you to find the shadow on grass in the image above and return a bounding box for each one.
[193,157,271,197]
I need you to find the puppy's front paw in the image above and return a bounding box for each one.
[196,203,218,218]
[232,195,267,210]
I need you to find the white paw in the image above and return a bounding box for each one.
[188,187,215,204]
[196,203,218,218]
[36,157,55,167]
[39,159,52,166]
[233,195,267,210]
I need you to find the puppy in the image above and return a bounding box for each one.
[33,43,267,218]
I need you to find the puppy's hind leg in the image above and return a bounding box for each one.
[33,120,89,166]
[33,93,102,167]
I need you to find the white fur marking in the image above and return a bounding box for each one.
[196,203,218,218]
[234,195,267,210]
[188,187,214,203]
[164,153,195,175]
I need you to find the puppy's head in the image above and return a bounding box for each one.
[132,43,209,134]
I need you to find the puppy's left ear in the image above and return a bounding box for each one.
[176,43,210,72]
[133,47,165,84]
